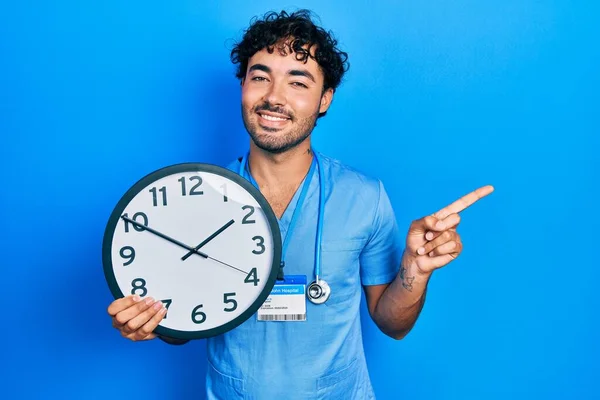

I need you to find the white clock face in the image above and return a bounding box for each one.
[103,164,281,339]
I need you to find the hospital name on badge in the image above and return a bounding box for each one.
[258,275,306,321]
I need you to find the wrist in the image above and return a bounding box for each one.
[400,253,433,282]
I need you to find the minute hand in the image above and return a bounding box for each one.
[120,215,248,275]
[121,215,209,258]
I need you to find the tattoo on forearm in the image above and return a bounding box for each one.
[400,267,415,292]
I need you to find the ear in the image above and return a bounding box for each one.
[319,88,334,114]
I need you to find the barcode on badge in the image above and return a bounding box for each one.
[258,314,306,321]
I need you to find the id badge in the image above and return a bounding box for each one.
[257,275,306,321]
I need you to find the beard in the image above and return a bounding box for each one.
[241,101,319,154]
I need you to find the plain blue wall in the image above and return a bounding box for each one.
[2,1,598,399]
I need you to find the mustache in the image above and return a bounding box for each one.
[254,102,293,119]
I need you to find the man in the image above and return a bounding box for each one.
[107,9,493,399]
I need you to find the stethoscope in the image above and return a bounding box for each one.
[239,150,330,304]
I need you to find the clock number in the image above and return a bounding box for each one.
[149,186,167,207]
[191,305,206,324]
[252,236,265,255]
[119,246,135,266]
[189,176,203,195]
[123,212,148,233]
[161,299,172,319]
[242,205,255,224]
[223,293,237,312]
[220,183,228,202]
[178,176,204,196]
[131,278,147,297]
[244,268,259,286]
[178,177,185,195]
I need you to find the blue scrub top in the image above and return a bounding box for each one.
[205,152,404,399]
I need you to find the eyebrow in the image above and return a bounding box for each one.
[288,69,316,83]
[248,64,271,74]
[248,63,316,83]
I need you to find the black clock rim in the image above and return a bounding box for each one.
[102,161,283,340]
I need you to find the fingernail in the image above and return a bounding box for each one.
[425,232,434,241]
[153,301,163,310]
[133,295,141,302]
[145,297,154,305]
[435,222,445,230]
[160,307,168,314]
[429,251,434,257]
[417,247,425,255]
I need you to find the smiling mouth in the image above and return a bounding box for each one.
[256,112,291,128]
[260,114,289,122]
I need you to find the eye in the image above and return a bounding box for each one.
[251,76,268,82]
[291,82,308,88]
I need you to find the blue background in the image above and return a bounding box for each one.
[1,1,598,399]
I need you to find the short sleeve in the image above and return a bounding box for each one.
[359,181,404,286]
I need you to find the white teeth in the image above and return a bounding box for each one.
[260,114,287,122]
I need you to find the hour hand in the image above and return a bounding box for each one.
[120,215,208,259]
[181,219,235,261]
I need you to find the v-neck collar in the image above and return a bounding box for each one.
[277,161,319,240]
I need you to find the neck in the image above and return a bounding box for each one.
[247,140,314,188]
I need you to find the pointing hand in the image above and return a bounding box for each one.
[404,185,494,274]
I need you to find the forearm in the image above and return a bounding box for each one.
[373,256,432,339]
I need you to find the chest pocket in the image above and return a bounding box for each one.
[320,237,367,307]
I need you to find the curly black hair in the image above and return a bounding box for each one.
[230,9,349,93]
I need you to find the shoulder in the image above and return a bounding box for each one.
[223,157,242,173]
[317,152,383,198]
[317,153,398,253]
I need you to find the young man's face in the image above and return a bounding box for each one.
[241,42,333,154]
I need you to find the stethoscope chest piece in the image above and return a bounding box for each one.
[307,280,331,304]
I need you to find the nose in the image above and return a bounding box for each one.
[264,80,286,106]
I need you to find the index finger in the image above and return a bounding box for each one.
[435,185,494,219]
[107,295,141,316]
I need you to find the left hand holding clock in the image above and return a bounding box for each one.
[404,185,494,275]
